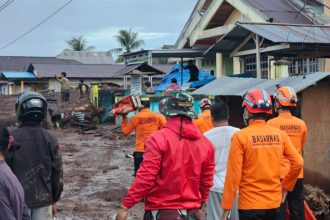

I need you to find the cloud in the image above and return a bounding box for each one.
[88,27,171,41]
[0,0,197,56]
[85,27,172,51]
[138,31,171,40]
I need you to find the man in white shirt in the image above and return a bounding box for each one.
[204,101,240,220]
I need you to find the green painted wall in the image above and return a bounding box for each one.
[223,56,234,75]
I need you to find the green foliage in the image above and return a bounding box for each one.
[66,36,95,51]
[111,28,144,63]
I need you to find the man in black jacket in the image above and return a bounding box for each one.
[7,92,63,220]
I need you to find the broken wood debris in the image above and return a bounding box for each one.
[304,184,330,217]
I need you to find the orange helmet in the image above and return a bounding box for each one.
[200,98,212,108]
[274,86,298,107]
[242,88,272,115]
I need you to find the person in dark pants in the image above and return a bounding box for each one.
[121,96,166,176]
[55,72,70,109]
[184,60,199,82]
[268,86,307,220]
[77,79,89,99]
[7,92,63,220]
[116,91,215,220]
[221,88,303,220]
[0,122,30,220]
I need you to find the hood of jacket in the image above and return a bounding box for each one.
[165,116,202,140]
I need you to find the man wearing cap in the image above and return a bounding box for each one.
[193,98,213,133]
[121,96,166,176]
[116,90,215,220]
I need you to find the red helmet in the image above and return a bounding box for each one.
[199,98,212,108]
[242,88,272,114]
[274,86,298,107]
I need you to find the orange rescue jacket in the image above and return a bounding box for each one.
[222,120,303,210]
[267,111,307,179]
[121,108,166,152]
[193,109,213,134]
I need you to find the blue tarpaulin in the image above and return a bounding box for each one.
[1,71,36,79]
[154,64,215,91]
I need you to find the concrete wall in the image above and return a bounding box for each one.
[301,79,330,192]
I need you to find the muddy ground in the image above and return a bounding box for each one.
[2,94,328,219]
[54,126,145,220]
[53,125,330,220]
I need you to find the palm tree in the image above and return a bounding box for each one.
[112,28,144,63]
[65,36,95,51]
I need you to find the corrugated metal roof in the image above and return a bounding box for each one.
[0,56,80,72]
[116,63,168,76]
[239,23,330,43]
[244,0,314,24]
[192,72,330,96]
[205,22,330,55]
[31,64,124,79]
[1,71,36,79]
[124,49,205,58]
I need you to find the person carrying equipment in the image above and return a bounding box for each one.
[121,96,166,176]
[193,98,214,133]
[221,88,303,220]
[116,91,215,220]
[268,86,307,220]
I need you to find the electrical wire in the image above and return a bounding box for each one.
[0,0,14,12]
[0,0,73,50]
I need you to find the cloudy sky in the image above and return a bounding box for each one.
[0,0,196,56]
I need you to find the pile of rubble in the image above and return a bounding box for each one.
[304,184,330,217]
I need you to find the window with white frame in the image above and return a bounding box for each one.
[289,58,320,75]
[244,55,268,78]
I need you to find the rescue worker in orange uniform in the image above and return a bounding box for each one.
[221,88,303,220]
[193,98,213,133]
[121,97,166,176]
[268,86,307,220]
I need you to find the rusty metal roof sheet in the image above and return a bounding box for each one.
[192,72,330,96]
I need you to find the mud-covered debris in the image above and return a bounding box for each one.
[304,184,330,216]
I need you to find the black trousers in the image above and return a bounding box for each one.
[239,208,281,220]
[133,152,144,176]
[280,178,305,220]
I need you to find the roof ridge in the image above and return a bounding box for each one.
[237,21,330,27]
[0,56,56,58]
[31,63,124,66]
